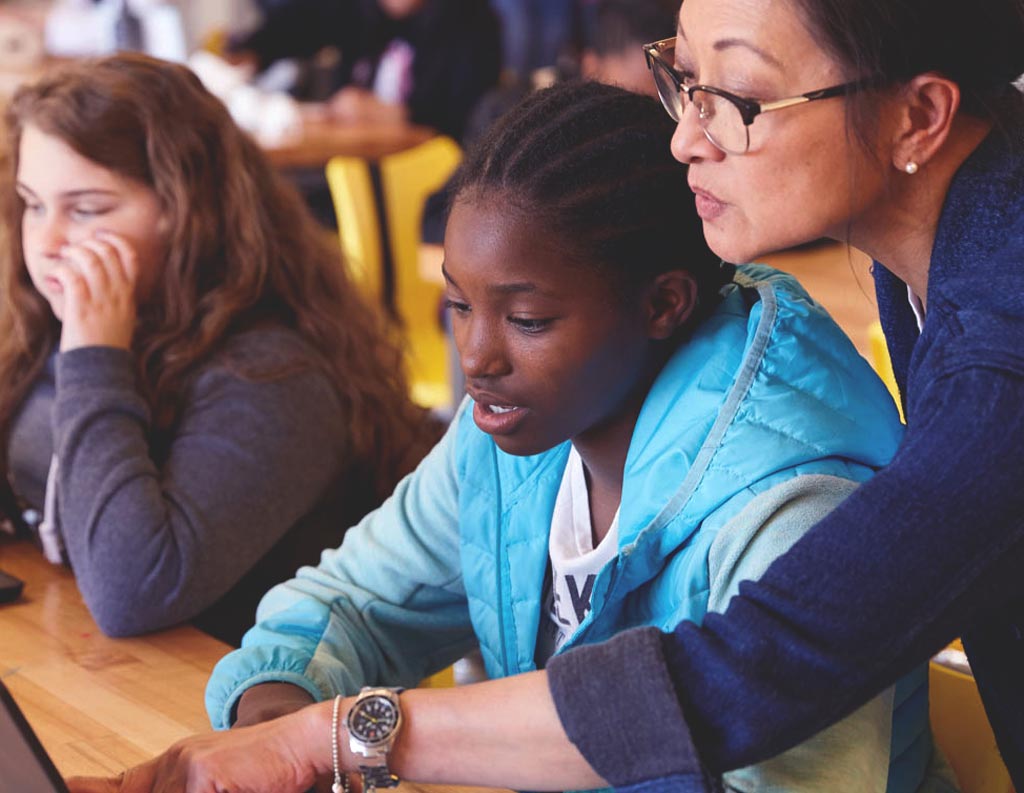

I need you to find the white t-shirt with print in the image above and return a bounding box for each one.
[535,446,619,666]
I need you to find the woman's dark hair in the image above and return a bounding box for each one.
[450,80,730,314]
[792,0,1024,118]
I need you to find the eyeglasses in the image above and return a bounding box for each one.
[642,37,878,155]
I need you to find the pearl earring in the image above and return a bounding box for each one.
[905,161,919,175]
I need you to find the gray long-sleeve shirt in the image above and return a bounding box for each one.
[7,327,378,644]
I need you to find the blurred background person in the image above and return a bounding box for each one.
[578,0,678,97]
[226,0,501,142]
[489,0,573,85]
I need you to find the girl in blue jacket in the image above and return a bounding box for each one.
[70,82,947,793]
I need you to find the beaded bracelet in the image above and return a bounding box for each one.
[332,695,351,793]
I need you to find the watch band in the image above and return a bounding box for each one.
[358,759,400,791]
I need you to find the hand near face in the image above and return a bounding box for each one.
[65,707,327,793]
[52,232,139,352]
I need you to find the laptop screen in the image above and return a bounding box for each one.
[0,679,69,793]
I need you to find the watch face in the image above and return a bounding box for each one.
[348,695,399,744]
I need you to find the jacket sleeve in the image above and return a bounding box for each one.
[547,355,1024,791]
[205,408,473,730]
[706,475,894,793]
[53,345,347,637]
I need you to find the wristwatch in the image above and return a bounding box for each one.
[345,686,404,791]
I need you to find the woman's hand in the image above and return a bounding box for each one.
[52,231,139,352]
[65,704,330,793]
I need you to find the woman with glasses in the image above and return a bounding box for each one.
[69,0,1024,789]
[587,0,1024,789]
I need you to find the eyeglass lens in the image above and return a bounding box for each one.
[650,48,751,154]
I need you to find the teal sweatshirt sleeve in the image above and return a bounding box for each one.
[707,476,895,793]
[205,405,476,729]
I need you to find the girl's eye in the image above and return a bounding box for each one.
[21,201,43,216]
[70,206,111,221]
[444,298,470,315]
[509,316,552,334]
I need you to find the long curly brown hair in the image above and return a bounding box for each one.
[0,53,434,496]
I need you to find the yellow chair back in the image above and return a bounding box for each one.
[867,320,904,422]
[930,641,1014,793]
[326,137,462,409]
[325,155,384,303]
[418,666,456,689]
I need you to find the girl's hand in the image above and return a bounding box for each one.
[53,231,139,352]
[65,705,329,793]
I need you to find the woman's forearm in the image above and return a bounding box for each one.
[231,674,606,790]
[384,672,606,790]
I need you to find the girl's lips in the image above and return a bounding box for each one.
[691,187,727,221]
[42,275,63,293]
[472,400,529,436]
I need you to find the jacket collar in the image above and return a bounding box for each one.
[617,265,901,560]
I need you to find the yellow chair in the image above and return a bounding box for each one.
[867,320,904,422]
[418,666,456,689]
[326,137,462,410]
[930,640,1014,793]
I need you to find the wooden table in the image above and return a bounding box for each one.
[0,539,507,792]
[263,118,435,170]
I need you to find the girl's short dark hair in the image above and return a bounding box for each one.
[793,0,1024,118]
[451,80,729,309]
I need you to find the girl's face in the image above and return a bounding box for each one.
[444,198,660,459]
[16,124,167,321]
[670,0,892,263]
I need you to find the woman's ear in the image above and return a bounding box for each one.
[890,72,961,172]
[646,270,699,340]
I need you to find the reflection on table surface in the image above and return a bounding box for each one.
[0,538,222,775]
[0,538,509,793]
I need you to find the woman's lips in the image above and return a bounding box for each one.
[691,186,726,221]
[42,275,63,294]
[472,399,529,436]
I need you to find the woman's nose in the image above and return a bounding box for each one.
[670,108,724,165]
